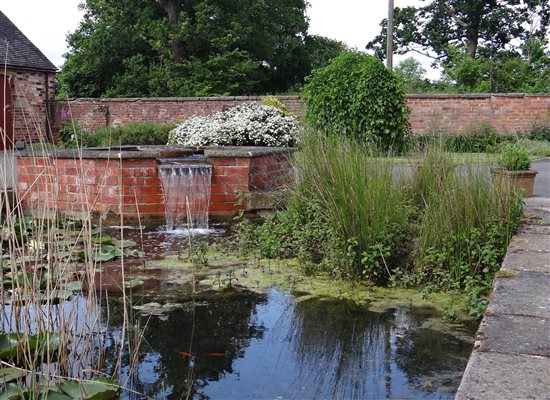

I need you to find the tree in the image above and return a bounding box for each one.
[301,52,410,150]
[394,57,433,93]
[58,0,311,97]
[367,0,550,63]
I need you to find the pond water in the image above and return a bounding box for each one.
[104,287,473,399]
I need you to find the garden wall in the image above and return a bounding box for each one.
[52,93,550,137]
[16,147,292,222]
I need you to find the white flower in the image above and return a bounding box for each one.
[168,102,302,147]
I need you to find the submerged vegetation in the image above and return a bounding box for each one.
[235,133,523,318]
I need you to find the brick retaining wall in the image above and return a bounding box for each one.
[52,94,550,138]
[16,147,292,222]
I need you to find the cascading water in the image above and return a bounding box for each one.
[158,160,212,231]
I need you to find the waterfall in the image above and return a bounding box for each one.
[158,162,212,231]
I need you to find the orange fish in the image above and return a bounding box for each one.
[208,353,226,357]
[179,351,194,357]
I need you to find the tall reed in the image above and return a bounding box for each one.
[0,91,142,395]
[292,132,411,281]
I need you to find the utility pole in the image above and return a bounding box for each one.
[386,0,394,70]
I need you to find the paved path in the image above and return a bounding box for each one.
[532,158,550,198]
[456,165,550,400]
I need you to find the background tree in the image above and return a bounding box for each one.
[367,0,550,63]
[394,57,433,93]
[58,0,346,98]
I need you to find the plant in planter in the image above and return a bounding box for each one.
[492,145,538,196]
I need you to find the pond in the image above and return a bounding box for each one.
[92,225,475,400]
[0,224,475,399]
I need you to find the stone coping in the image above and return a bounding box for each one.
[56,93,550,102]
[16,145,295,160]
[455,196,550,400]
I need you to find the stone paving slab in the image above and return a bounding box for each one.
[486,272,550,319]
[518,224,550,235]
[455,352,550,400]
[502,250,550,273]
[507,233,550,253]
[475,314,550,356]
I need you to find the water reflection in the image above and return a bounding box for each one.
[103,289,473,399]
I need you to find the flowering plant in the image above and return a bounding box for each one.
[167,102,301,147]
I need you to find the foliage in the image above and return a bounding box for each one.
[301,52,410,151]
[367,0,550,62]
[261,96,290,115]
[394,57,433,93]
[303,35,350,71]
[235,136,523,317]
[410,148,523,307]
[58,0,348,97]
[89,122,177,146]
[441,42,550,93]
[167,102,301,147]
[57,121,94,148]
[528,120,550,142]
[513,138,550,158]
[498,145,531,171]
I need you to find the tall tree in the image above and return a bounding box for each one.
[367,0,550,63]
[58,0,311,97]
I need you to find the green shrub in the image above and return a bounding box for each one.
[527,120,550,142]
[301,52,410,151]
[57,121,97,148]
[90,122,177,146]
[498,145,531,170]
[261,96,290,115]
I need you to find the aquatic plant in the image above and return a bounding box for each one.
[236,134,523,317]
[0,112,145,395]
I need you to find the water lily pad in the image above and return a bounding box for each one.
[111,239,136,248]
[92,245,116,262]
[57,378,120,400]
[91,235,112,245]
[0,383,25,400]
[0,367,26,383]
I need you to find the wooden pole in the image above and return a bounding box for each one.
[386,0,394,70]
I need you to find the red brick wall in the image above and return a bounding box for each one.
[407,94,550,135]
[52,94,550,137]
[16,152,292,222]
[52,96,304,135]
[8,68,56,143]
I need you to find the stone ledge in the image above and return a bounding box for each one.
[455,352,550,400]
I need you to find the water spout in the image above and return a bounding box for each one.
[158,161,212,231]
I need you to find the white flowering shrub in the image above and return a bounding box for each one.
[167,102,301,147]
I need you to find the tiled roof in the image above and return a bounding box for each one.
[0,10,57,72]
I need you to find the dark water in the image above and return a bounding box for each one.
[105,288,473,400]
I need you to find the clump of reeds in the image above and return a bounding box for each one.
[0,91,142,395]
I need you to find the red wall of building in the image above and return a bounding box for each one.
[8,68,56,144]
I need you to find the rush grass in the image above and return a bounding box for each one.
[241,132,523,317]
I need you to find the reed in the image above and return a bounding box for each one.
[0,90,142,396]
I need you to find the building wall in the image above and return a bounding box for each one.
[53,94,550,138]
[8,68,56,143]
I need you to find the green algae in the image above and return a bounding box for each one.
[136,249,474,324]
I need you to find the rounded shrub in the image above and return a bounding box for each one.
[168,102,301,147]
[301,52,410,150]
[499,145,531,171]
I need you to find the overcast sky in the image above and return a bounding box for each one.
[1,0,438,77]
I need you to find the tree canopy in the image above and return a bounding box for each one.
[58,0,348,98]
[367,0,550,62]
[367,0,550,93]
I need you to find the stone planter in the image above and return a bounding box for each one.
[490,168,539,197]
